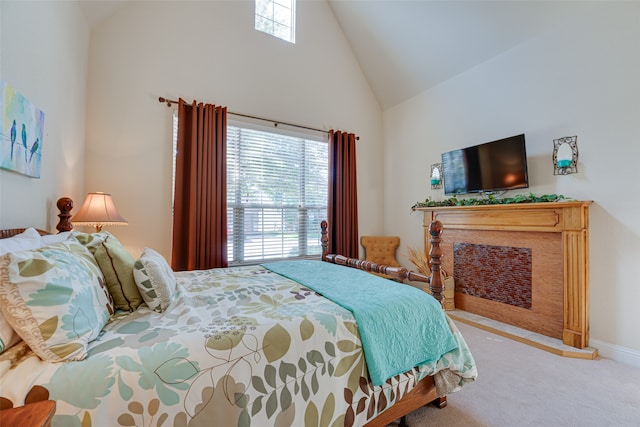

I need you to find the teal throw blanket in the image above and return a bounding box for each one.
[261,260,458,386]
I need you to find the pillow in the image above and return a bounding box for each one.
[72,231,142,312]
[0,228,44,354]
[0,314,21,353]
[40,231,71,245]
[133,248,177,312]
[0,228,43,256]
[0,240,113,362]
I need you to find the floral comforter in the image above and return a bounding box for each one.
[0,265,477,427]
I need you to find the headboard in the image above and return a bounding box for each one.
[0,228,51,239]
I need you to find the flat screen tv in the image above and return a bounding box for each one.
[441,134,529,195]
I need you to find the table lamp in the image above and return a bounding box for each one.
[71,192,128,232]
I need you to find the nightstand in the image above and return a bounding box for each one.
[0,400,56,427]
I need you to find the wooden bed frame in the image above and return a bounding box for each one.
[0,228,50,239]
[2,198,449,427]
[319,219,447,427]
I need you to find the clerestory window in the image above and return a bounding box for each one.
[255,0,296,43]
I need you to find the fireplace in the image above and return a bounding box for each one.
[416,201,591,349]
[453,242,532,310]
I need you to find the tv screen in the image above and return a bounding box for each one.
[442,134,529,195]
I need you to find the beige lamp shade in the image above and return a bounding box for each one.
[71,192,128,232]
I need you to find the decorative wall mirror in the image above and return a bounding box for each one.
[430,163,443,189]
[553,136,578,175]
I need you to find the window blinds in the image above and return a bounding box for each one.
[227,125,327,265]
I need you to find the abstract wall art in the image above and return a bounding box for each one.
[0,80,45,178]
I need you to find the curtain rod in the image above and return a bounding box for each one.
[159,96,341,137]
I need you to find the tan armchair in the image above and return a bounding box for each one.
[360,236,401,278]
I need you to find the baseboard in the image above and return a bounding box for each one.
[590,338,640,369]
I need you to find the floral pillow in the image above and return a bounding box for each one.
[133,248,177,312]
[0,239,113,362]
[0,313,20,354]
[0,228,45,354]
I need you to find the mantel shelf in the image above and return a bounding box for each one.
[414,201,592,233]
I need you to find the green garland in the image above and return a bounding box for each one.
[411,192,568,209]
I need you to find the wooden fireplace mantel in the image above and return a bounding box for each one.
[415,201,591,349]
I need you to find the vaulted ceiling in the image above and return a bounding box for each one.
[327,1,580,109]
[77,0,582,110]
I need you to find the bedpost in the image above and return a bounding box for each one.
[320,220,329,261]
[428,220,444,304]
[56,197,74,233]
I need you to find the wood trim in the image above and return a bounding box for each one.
[0,228,51,239]
[416,201,591,349]
[563,229,590,348]
[418,201,590,232]
[447,229,564,339]
[363,376,442,427]
[0,400,56,427]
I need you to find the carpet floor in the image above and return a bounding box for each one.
[388,321,640,427]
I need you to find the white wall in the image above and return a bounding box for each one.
[0,1,89,230]
[383,2,640,360]
[84,0,383,258]
[5,0,635,362]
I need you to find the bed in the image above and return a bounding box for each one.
[0,198,476,427]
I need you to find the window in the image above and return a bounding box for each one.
[255,0,296,43]
[227,124,327,265]
[172,117,327,266]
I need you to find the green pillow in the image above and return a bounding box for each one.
[0,240,112,362]
[73,232,142,312]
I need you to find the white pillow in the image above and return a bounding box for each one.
[0,228,43,256]
[0,228,44,353]
[133,248,177,312]
[41,231,71,245]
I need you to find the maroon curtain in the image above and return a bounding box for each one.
[171,99,227,271]
[327,130,359,258]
